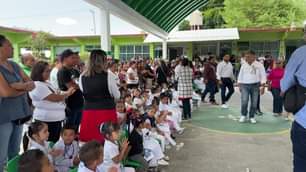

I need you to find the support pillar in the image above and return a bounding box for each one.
[100,8,111,54]
[162,40,167,60]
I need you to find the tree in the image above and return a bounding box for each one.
[29,31,50,60]
[222,0,306,28]
[200,0,225,29]
[178,20,190,31]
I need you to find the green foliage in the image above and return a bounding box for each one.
[200,0,225,28]
[222,0,306,28]
[28,31,51,60]
[178,20,190,31]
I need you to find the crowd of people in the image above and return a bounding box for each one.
[0,33,294,172]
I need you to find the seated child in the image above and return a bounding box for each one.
[53,125,80,172]
[159,93,184,134]
[124,94,135,110]
[128,117,149,172]
[116,99,127,126]
[18,149,55,172]
[78,140,104,172]
[132,89,145,115]
[99,122,135,172]
[23,121,63,164]
[156,111,184,151]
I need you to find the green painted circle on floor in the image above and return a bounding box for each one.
[191,105,291,134]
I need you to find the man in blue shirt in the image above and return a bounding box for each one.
[281,29,306,172]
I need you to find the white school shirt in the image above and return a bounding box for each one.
[133,97,145,114]
[216,61,234,80]
[29,139,53,163]
[237,61,267,84]
[108,69,120,86]
[159,103,169,112]
[78,162,103,172]
[29,81,66,122]
[98,140,121,172]
[53,139,79,172]
[126,67,139,84]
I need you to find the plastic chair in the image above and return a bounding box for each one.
[69,167,78,172]
[7,155,20,172]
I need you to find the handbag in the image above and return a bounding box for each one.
[283,81,306,114]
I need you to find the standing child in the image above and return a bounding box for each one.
[23,121,63,164]
[18,149,55,172]
[78,141,104,172]
[99,122,135,172]
[53,125,80,172]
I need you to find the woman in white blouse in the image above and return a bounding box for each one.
[29,61,75,142]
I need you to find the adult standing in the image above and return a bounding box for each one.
[177,58,193,120]
[281,29,306,171]
[216,54,235,108]
[156,60,169,89]
[0,35,34,171]
[29,61,75,142]
[237,50,266,124]
[57,49,84,128]
[49,56,62,90]
[267,60,284,117]
[202,55,218,105]
[79,50,120,142]
[126,61,139,89]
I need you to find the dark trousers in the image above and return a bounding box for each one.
[240,83,259,118]
[66,107,83,129]
[257,94,262,112]
[271,88,283,113]
[182,98,191,119]
[202,80,217,102]
[291,121,306,172]
[220,78,234,104]
[36,120,62,143]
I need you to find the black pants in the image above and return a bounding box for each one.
[291,121,306,172]
[257,94,262,112]
[182,98,191,119]
[271,88,283,113]
[202,80,217,102]
[220,78,234,104]
[36,120,62,143]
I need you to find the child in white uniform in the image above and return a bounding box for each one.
[78,141,104,172]
[53,125,80,172]
[98,122,135,172]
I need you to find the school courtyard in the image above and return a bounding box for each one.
[166,89,292,172]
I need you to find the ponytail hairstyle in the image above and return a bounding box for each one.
[99,121,120,140]
[23,121,47,152]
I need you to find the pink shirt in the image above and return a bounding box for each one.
[268,68,284,89]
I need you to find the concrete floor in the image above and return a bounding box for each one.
[163,89,292,172]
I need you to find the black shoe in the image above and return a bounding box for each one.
[171,134,176,140]
[256,111,263,116]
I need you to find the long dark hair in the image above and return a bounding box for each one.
[31,61,49,81]
[23,121,47,152]
[100,121,120,139]
[0,34,7,47]
[84,49,107,77]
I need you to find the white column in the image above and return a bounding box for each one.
[162,40,167,60]
[100,8,111,52]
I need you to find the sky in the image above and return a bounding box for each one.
[0,0,143,36]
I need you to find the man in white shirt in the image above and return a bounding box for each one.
[126,61,139,89]
[216,54,235,108]
[237,50,266,124]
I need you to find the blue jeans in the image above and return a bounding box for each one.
[202,80,217,102]
[240,83,260,118]
[271,88,283,113]
[0,122,23,172]
[66,107,83,129]
[291,121,306,172]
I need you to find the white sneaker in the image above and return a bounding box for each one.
[239,116,246,123]
[176,142,184,151]
[250,118,257,124]
[221,104,229,109]
[165,145,172,149]
[178,128,185,135]
[158,159,169,166]
[163,156,170,161]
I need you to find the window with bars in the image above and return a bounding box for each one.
[250,41,279,58]
[119,45,150,61]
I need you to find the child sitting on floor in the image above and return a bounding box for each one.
[116,99,127,126]
[53,125,80,172]
[23,121,63,164]
[98,122,135,172]
[78,140,104,172]
[18,149,55,172]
